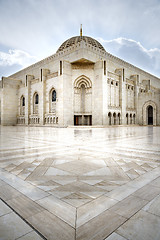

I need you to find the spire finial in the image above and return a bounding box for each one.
[80,24,82,36]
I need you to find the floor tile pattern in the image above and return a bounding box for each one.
[0,126,160,240]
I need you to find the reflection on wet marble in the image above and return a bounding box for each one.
[0,126,160,240]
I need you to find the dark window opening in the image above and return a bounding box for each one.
[60,61,62,75]
[35,94,39,104]
[22,97,25,106]
[41,69,42,81]
[52,90,56,102]
[104,61,106,75]
[148,105,153,125]
[113,113,116,125]
[108,112,111,125]
[26,75,27,87]
[126,113,128,125]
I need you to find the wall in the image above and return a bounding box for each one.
[1,83,18,125]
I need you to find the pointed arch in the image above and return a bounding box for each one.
[74,75,92,125]
[142,100,157,125]
[74,75,92,89]
[33,92,39,114]
[20,95,25,115]
[49,87,57,113]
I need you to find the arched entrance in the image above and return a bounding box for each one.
[118,113,121,125]
[74,75,92,126]
[147,105,153,125]
[108,112,112,125]
[126,113,129,125]
[142,101,157,126]
[113,112,116,125]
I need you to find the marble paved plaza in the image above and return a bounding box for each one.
[0,126,160,240]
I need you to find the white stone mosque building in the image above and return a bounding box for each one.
[0,27,160,127]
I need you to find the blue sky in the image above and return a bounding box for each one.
[0,0,160,78]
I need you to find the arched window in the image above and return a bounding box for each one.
[20,95,25,115]
[35,94,39,104]
[22,96,25,106]
[49,88,57,113]
[33,92,39,114]
[52,90,56,102]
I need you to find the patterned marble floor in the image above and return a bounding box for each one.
[0,126,160,240]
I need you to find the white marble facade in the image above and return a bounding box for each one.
[0,34,160,126]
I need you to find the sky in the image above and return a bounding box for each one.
[0,0,160,78]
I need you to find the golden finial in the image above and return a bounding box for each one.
[80,24,82,36]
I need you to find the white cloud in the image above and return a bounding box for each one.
[98,37,160,77]
[0,0,160,59]
[0,49,37,67]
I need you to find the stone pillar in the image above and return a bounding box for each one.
[25,75,31,125]
[93,61,104,125]
[120,69,127,125]
[39,69,47,125]
[62,61,72,126]
[102,61,108,125]
[134,75,139,124]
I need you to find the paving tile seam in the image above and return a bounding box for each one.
[34,197,76,229]
[111,199,149,221]
[76,209,128,240]
[0,146,67,157]
[116,147,160,153]
[144,208,160,219]
[58,193,94,209]
[0,181,26,201]
[111,153,160,162]
[140,209,160,220]
[77,207,128,230]
[15,230,34,240]
[115,150,160,158]
[5,188,77,232]
[25,208,76,237]
[104,213,132,240]
[14,230,40,240]
[0,197,47,240]
[0,142,67,152]
[0,148,69,161]
[102,223,129,240]
[115,146,160,153]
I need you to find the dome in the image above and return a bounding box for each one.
[57,36,106,53]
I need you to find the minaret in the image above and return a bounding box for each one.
[80,24,82,36]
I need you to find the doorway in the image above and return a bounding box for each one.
[74,115,82,126]
[84,115,92,126]
[148,105,153,125]
[74,115,92,126]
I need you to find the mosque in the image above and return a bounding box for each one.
[0,27,159,126]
